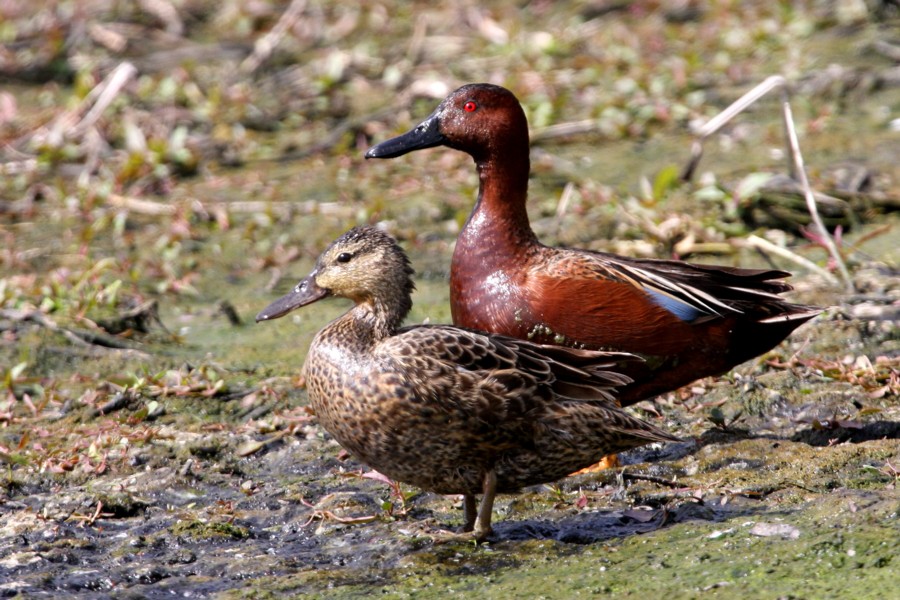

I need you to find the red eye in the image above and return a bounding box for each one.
[464,101,477,112]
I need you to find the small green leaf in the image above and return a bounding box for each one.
[735,172,774,200]
[8,362,28,382]
[652,164,681,200]
[693,185,727,203]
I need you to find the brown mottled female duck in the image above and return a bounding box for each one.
[365,83,821,406]
[256,225,680,540]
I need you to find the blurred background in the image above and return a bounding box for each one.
[2,1,897,333]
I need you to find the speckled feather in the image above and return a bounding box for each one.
[258,226,678,502]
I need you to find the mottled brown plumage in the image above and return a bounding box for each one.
[256,226,680,540]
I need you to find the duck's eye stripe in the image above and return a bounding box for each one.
[464,101,477,112]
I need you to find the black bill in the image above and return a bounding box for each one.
[256,274,329,322]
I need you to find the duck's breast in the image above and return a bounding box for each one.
[304,335,496,494]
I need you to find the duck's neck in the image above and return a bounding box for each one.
[460,149,537,253]
[341,297,408,343]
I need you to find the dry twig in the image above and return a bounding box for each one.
[681,75,854,292]
[742,234,839,285]
[106,193,355,220]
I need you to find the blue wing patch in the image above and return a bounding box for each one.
[646,289,703,322]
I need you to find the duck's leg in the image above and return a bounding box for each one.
[462,494,477,532]
[422,481,494,544]
[473,470,497,541]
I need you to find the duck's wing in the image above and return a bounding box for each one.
[551,249,821,324]
[499,336,640,402]
[383,325,639,420]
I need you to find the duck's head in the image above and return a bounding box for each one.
[365,83,528,163]
[256,226,414,322]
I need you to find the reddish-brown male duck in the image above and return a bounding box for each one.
[256,225,679,540]
[366,83,820,405]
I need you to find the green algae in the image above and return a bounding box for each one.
[213,435,898,598]
[222,507,899,599]
[169,520,251,541]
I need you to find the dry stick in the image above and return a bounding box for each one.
[108,193,177,216]
[742,235,837,285]
[106,193,355,219]
[681,76,786,182]
[8,62,135,155]
[66,62,138,139]
[778,89,854,292]
[0,308,150,356]
[680,75,853,292]
[24,62,138,150]
[240,0,308,75]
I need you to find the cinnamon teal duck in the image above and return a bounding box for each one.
[256,225,680,540]
[365,83,821,406]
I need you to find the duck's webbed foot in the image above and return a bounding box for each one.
[427,473,497,544]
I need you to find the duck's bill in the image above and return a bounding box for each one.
[256,275,329,322]
[365,113,445,159]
